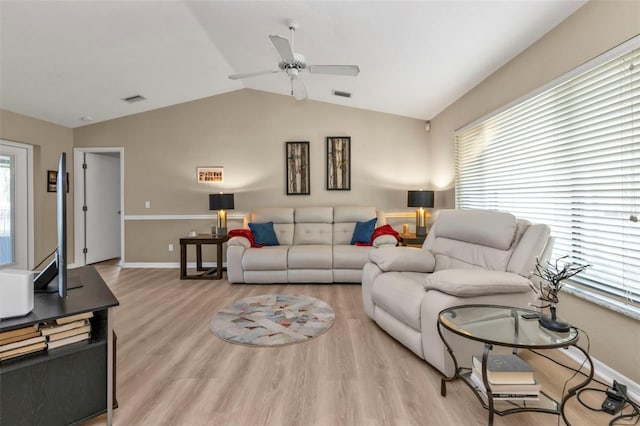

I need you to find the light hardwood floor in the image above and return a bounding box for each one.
[84,263,614,426]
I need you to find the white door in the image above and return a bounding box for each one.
[84,152,121,264]
[0,141,32,269]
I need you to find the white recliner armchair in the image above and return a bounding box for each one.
[361,209,552,376]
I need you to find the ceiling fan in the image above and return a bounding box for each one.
[228,20,360,100]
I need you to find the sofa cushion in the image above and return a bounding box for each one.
[252,208,294,224]
[424,269,532,297]
[333,206,379,245]
[293,223,333,245]
[242,246,289,270]
[248,222,279,246]
[369,247,436,272]
[372,272,426,331]
[430,239,512,272]
[351,218,377,245]
[433,209,517,250]
[295,207,333,223]
[288,245,332,269]
[333,245,371,269]
[334,206,377,223]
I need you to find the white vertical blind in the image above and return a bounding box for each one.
[455,39,640,313]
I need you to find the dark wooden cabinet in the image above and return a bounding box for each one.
[0,266,119,426]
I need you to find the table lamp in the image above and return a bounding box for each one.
[407,190,434,236]
[209,193,234,236]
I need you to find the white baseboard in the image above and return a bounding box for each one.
[122,262,226,269]
[562,346,640,403]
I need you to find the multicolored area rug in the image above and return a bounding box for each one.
[209,294,335,347]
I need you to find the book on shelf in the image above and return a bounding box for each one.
[41,319,90,336]
[47,332,90,350]
[0,324,40,342]
[55,311,94,325]
[0,331,42,346]
[471,368,540,395]
[0,342,47,361]
[47,325,92,342]
[472,354,535,385]
[0,335,47,353]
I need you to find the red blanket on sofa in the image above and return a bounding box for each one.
[355,224,400,246]
[228,229,264,248]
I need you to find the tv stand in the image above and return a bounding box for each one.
[0,266,119,426]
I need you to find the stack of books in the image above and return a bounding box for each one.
[41,312,93,350]
[0,324,46,361]
[470,354,540,401]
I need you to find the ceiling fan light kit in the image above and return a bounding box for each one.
[228,19,360,100]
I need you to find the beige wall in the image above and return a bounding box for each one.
[0,109,74,265]
[429,0,640,382]
[73,89,430,262]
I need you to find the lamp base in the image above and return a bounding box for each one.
[416,226,427,236]
[538,314,571,332]
[213,226,227,236]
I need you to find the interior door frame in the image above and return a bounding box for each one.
[73,147,124,266]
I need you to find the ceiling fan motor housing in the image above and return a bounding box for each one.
[279,53,306,71]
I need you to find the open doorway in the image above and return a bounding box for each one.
[73,148,124,266]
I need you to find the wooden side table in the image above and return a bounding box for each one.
[400,232,427,247]
[179,234,229,280]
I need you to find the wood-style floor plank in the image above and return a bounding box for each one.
[83,263,614,426]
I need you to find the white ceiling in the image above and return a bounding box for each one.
[0,0,586,129]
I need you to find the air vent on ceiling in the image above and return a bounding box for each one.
[122,95,146,103]
[332,90,352,98]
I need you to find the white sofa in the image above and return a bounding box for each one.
[362,209,552,376]
[227,206,398,284]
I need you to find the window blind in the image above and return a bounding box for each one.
[455,39,640,315]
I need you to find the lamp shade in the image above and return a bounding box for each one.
[407,190,434,208]
[209,193,234,211]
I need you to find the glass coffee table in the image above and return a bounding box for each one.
[438,304,593,426]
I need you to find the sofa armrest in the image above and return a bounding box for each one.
[372,234,398,248]
[228,236,251,248]
[368,246,436,272]
[424,269,532,297]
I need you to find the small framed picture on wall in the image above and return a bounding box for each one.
[47,170,69,193]
[197,167,224,183]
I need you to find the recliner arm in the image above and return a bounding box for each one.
[368,246,436,272]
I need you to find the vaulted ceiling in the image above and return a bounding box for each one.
[0,1,586,128]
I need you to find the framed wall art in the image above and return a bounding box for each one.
[286,141,310,195]
[47,170,69,193]
[197,167,223,183]
[326,136,351,190]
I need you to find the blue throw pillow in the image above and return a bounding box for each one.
[248,222,279,246]
[350,218,377,245]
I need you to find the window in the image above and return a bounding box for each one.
[0,140,33,269]
[455,37,639,318]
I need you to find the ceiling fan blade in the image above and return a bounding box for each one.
[228,70,279,80]
[291,79,307,100]
[308,65,360,76]
[269,35,295,63]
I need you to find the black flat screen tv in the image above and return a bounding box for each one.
[34,152,67,297]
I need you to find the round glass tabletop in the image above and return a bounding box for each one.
[438,304,579,349]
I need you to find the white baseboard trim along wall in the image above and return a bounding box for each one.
[562,346,640,403]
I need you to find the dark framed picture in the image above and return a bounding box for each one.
[47,170,69,193]
[326,136,351,190]
[286,141,310,195]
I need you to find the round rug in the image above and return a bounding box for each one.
[209,294,335,347]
